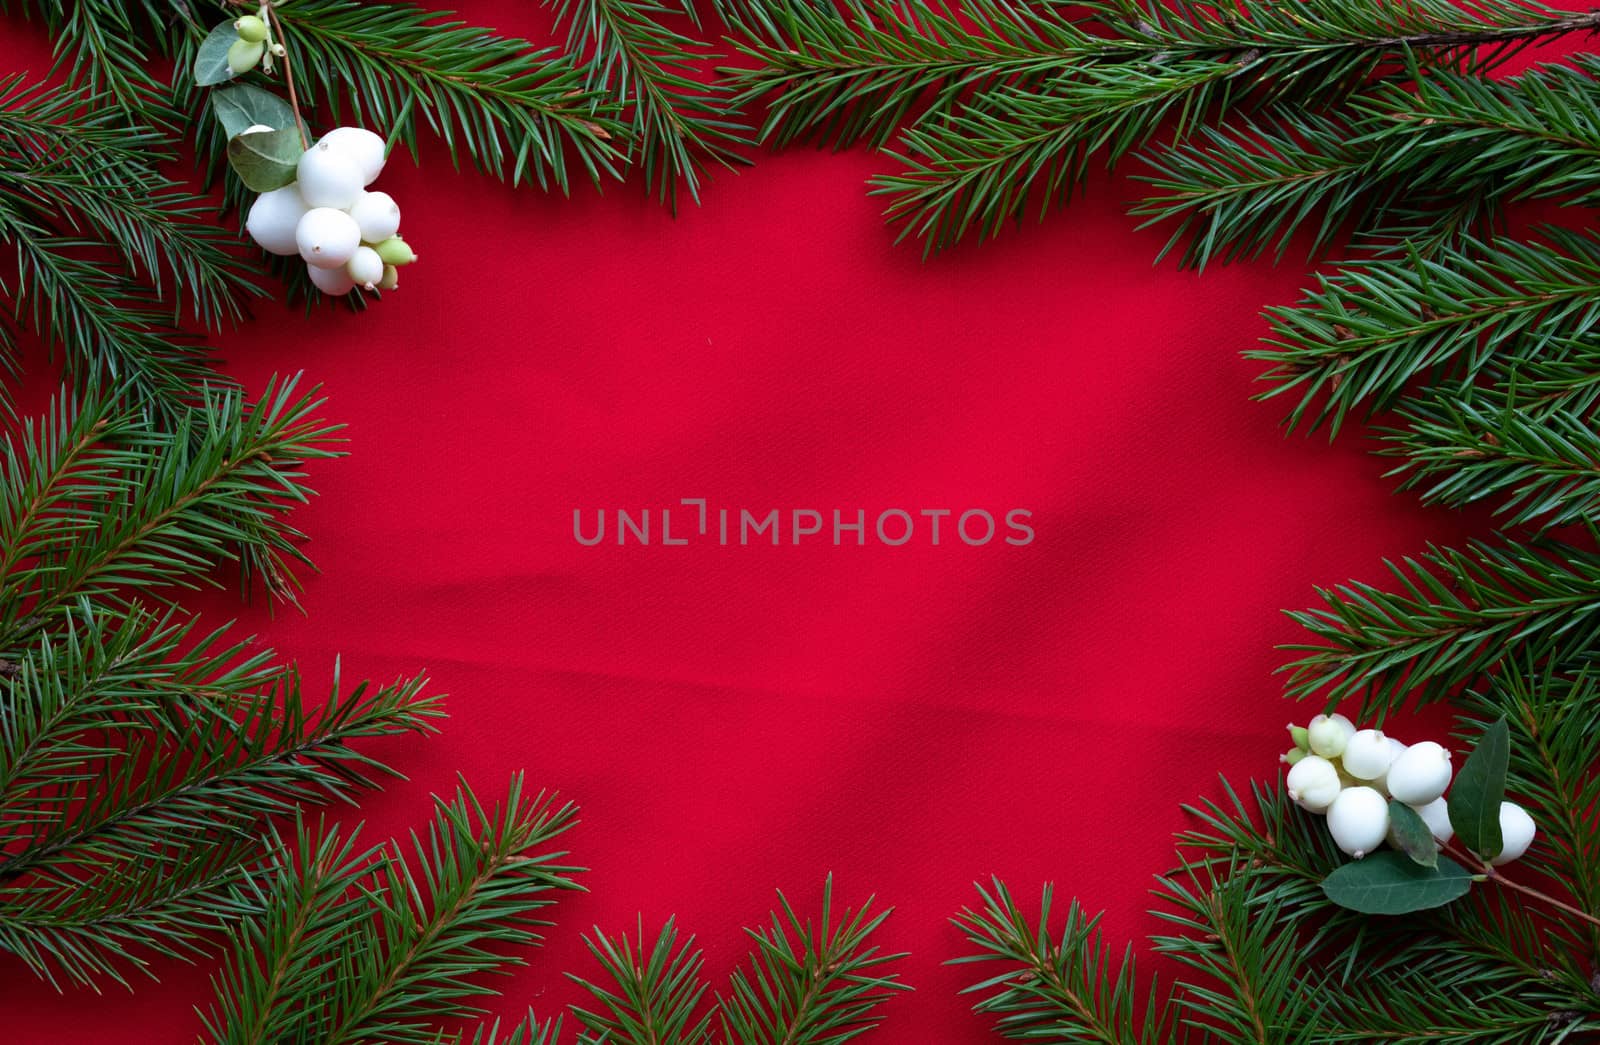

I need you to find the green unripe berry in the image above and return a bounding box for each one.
[235,15,269,42]
[1282,747,1306,766]
[377,264,400,291]
[1287,724,1309,749]
[1307,713,1354,758]
[226,37,265,75]
[374,236,416,265]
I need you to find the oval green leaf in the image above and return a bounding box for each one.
[1388,799,1438,869]
[194,23,244,87]
[1322,852,1472,915]
[227,128,303,192]
[1449,717,1508,861]
[212,84,298,139]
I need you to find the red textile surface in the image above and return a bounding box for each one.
[0,6,1573,1041]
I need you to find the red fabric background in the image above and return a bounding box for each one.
[0,7,1570,1041]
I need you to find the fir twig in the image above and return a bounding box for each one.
[200,775,582,1045]
[0,378,340,651]
[719,875,908,1045]
[1279,537,1600,718]
[552,0,750,207]
[234,0,630,193]
[1253,228,1600,436]
[950,878,1166,1043]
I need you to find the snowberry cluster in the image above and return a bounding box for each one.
[1282,714,1536,863]
[224,12,283,75]
[244,126,418,296]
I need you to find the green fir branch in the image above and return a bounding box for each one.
[1278,538,1600,718]
[0,832,265,990]
[259,0,629,193]
[552,0,750,207]
[1462,668,1600,931]
[1254,228,1600,436]
[1136,57,1600,269]
[718,875,907,1045]
[726,0,1094,151]
[1382,395,1600,530]
[0,74,260,328]
[0,0,195,122]
[1149,866,1321,1044]
[571,916,716,1045]
[429,1013,565,1045]
[950,878,1167,1043]
[201,776,582,1045]
[728,0,1600,250]
[876,60,1237,255]
[0,378,340,650]
[0,605,440,989]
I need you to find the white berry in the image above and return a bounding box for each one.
[1372,737,1407,796]
[1491,802,1537,866]
[245,185,308,256]
[307,263,356,296]
[296,142,365,208]
[1412,796,1453,845]
[348,191,401,243]
[346,246,384,289]
[1386,741,1453,806]
[296,208,361,269]
[1341,729,1395,780]
[1286,754,1342,814]
[318,126,386,185]
[1327,786,1389,858]
[1307,713,1355,758]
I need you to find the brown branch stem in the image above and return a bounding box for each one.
[263,3,311,150]
[1442,842,1600,930]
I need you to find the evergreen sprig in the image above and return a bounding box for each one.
[726,0,1093,152]
[1135,57,1600,269]
[1278,537,1600,718]
[972,776,1600,1042]
[1,0,194,122]
[200,775,580,1045]
[0,383,442,990]
[0,604,438,988]
[569,877,906,1045]
[1253,228,1600,436]
[551,0,749,206]
[951,878,1166,1043]
[193,0,630,194]
[0,74,260,421]
[1382,396,1600,529]
[731,0,1600,251]
[0,379,338,646]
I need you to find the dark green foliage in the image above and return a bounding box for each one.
[568,876,906,1045]
[199,776,579,1045]
[0,386,441,989]
[261,1,628,193]
[551,0,750,206]
[731,0,1600,252]
[0,73,260,422]
[952,878,1168,1043]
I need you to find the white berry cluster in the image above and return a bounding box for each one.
[1282,714,1536,864]
[244,127,418,296]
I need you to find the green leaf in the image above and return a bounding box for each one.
[211,84,298,138]
[1387,800,1439,868]
[1449,717,1509,861]
[1321,852,1472,914]
[226,128,303,192]
[194,23,244,86]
